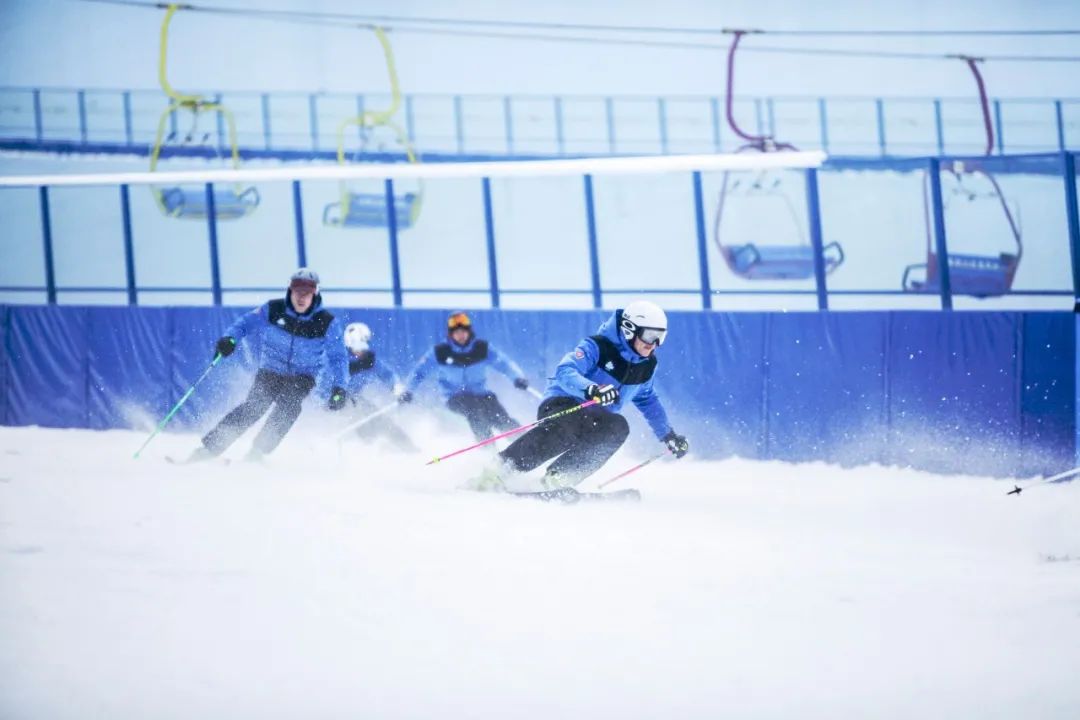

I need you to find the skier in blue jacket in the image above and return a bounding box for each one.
[185,268,350,462]
[476,300,688,490]
[341,321,416,453]
[398,311,531,441]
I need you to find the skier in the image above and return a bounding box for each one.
[341,321,417,453]
[474,300,688,491]
[397,311,532,441]
[182,268,349,462]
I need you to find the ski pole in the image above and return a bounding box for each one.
[1005,465,1080,496]
[597,449,670,488]
[426,399,598,466]
[133,353,223,459]
[526,387,544,400]
[333,401,398,440]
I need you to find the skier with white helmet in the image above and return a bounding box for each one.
[474,300,688,490]
[181,268,350,462]
[341,321,416,453]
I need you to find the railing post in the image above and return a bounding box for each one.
[356,94,365,144]
[77,90,88,144]
[503,96,514,155]
[818,97,829,153]
[122,91,134,146]
[120,184,137,305]
[308,94,319,151]
[805,168,829,310]
[934,98,945,155]
[554,96,566,156]
[385,179,403,307]
[205,184,222,306]
[39,187,56,304]
[453,94,465,154]
[927,158,952,310]
[754,98,764,137]
[215,93,225,154]
[405,94,416,146]
[1055,100,1066,152]
[482,177,500,308]
[605,97,616,155]
[32,89,43,142]
[658,97,669,154]
[261,93,272,150]
[766,97,776,138]
[583,174,602,309]
[993,99,1004,154]
[1063,152,1080,309]
[710,97,722,152]
[292,180,307,267]
[876,98,887,156]
[692,171,712,310]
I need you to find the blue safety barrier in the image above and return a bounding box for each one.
[0,305,1072,478]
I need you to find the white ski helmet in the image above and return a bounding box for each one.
[344,322,373,353]
[620,300,668,347]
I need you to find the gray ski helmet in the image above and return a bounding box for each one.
[289,267,320,292]
[619,300,668,346]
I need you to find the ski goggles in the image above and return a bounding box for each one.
[447,312,472,330]
[637,327,667,346]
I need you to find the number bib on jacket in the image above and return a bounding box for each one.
[434,340,489,367]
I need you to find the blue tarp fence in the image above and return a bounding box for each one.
[0,305,1073,478]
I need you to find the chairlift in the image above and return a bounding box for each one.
[323,26,423,230]
[713,30,845,281]
[902,56,1022,297]
[148,4,260,221]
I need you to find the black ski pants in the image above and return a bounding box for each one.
[202,369,316,455]
[446,391,519,442]
[500,396,629,484]
[351,395,417,453]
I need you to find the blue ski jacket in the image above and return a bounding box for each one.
[403,336,526,400]
[225,293,348,396]
[344,350,400,397]
[544,310,672,440]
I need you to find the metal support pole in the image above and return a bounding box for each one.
[385,179,403,307]
[482,177,500,308]
[805,168,829,310]
[927,158,953,310]
[120,184,137,305]
[205,184,222,306]
[39,187,56,304]
[692,172,712,310]
[583,174,602,309]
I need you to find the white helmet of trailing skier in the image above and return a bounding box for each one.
[620,300,667,347]
[344,322,373,353]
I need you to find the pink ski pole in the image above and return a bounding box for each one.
[597,449,670,488]
[426,399,597,466]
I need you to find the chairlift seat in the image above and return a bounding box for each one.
[323,192,418,229]
[902,252,1018,298]
[160,186,260,220]
[723,241,845,280]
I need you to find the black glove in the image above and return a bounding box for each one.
[513,377,529,391]
[215,336,236,358]
[585,383,619,407]
[663,430,689,459]
[397,390,414,404]
[327,387,347,411]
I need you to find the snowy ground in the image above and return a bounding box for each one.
[1,425,1079,720]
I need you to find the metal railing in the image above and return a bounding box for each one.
[1,86,1078,159]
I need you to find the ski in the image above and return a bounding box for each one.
[164,455,232,467]
[509,487,641,504]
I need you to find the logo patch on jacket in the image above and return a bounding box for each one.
[575,350,585,359]
[604,361,614,371]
